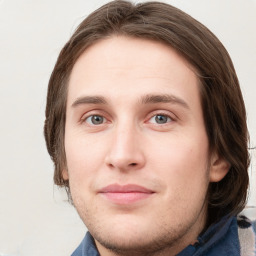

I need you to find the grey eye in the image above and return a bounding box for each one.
[149,114,171,124]
[155,115,168,124]
[86,115,105,125]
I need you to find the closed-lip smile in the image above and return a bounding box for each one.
[99,183,155,204]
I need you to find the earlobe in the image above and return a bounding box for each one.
[62,169,69,180]
[209,153,230,182]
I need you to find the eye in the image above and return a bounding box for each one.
[149,114,172,124]
[85,115,106,125]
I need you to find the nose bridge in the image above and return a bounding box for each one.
[105,117,145,170]
[115,122,136,153]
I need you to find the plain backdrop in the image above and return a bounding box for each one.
[0,0,255,255]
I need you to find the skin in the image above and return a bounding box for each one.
[63,36,229,256]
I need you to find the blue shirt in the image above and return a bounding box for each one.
[71,216,240,256]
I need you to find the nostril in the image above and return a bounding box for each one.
[108,163,114,168]
[130,163,137,166]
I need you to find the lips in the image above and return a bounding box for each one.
[99,184,154,204]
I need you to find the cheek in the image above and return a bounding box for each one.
[64,130,116,198]
[149,131,209,167]
[148,132,210,190]
[65,133,104,181]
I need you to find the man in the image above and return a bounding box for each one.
[44,1,255,255]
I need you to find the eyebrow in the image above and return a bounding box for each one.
[72,96,107,107]
[140,94,189,109]
[71,94,189,109]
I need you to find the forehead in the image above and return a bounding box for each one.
[68,36,200,108]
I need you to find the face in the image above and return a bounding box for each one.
[64,36,228,256]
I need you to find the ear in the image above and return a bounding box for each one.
[62,169,69,181]
[209,152,230,182]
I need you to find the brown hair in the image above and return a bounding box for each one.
[44,0,249,223]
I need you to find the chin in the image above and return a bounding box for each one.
[89,217,192,256]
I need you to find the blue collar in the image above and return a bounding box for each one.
[72,215,239,256]
[177,215,239,256]
[72,232,100,256]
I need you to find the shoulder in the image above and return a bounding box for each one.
[237,211,256,256]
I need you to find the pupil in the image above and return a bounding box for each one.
[92,115,103,124]
[155,115,167,124]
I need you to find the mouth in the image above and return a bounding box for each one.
[98,184,155,204]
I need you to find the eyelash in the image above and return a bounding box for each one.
[81,111,176,127]
[148,114,173,125]
[83,115,107,125]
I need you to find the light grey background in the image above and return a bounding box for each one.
[0,0,255,255]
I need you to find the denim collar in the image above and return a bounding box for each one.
[178,215,239,256]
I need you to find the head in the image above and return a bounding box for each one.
[44,0,249,254]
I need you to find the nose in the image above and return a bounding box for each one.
[105,124,146,172]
